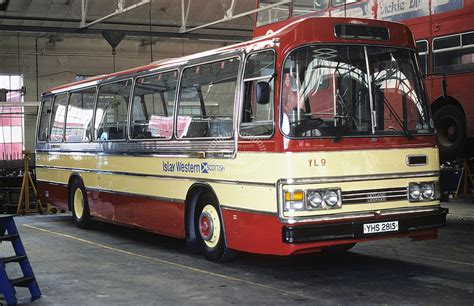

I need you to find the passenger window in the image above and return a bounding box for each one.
[95,80,132,141]
[177,58,240,138]
[256,0,290,27]
[37,98,52,142]
[241,51,275,137]
[293,0,329,16]
[49,93,68,142]
[65,88,96,142]
[131,71,177,139]
[433,32,474,74]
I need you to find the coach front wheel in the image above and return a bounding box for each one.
[195,193,236,263]
[70,180,91,229]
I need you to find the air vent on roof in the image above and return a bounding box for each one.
[335,24,390,41]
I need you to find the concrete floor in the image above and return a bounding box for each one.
[1,201,473,305]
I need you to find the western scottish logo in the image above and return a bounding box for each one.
[162,161,224,174]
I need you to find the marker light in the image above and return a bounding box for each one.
[283,190,305,212]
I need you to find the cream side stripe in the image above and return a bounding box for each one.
[36,148,440,183]
[35,165,275,187]
[23,224,316,300]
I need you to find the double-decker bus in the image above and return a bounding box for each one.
[256,0,474,161]
[36,16,447,262]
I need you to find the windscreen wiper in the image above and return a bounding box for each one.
[332,114,353,143]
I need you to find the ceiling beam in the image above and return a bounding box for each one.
[0,15,252,33]
[0,24,249,42]
[80,0,151,29]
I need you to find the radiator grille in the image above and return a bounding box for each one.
[342,187,407,204]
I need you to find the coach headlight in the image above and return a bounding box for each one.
[307,191,323,209]
[409,182,438,202]
[408,183,422,201]
[306,189,342,210]
[324,190,341,208]
[421,182,435,200]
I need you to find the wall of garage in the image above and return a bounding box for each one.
[0,34,228,150]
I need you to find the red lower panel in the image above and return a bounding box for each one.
[37,181,185,239]
[221,208,438,256]
[89,191,185,239]
[37,182,69,211]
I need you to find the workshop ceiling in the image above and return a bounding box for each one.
[0,0,256,41]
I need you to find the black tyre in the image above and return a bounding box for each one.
[194,193,237,263]
[433,104,467,162]
[322,243,356,253]
[69,179,91,229]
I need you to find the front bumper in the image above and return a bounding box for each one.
[283,207,448,243]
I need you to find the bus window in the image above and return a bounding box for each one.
[95,80,132,141]
[369,47,431,134]
[178,58,240,138]
[241,50,275,137]
[131,71,177,139]
[293,0,329,16]
[433,32,474,74]
[256,0,290,27]
[49,93,68,143]
[416,40,429,75]
[37,98,52,142]
[65,87,96,142]
[281,45,432,138]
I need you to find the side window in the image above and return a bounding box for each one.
[65,88,96,142]
[416,40,429,75]
[49,93,68,142]
[95,80,132,141]
[433,32,474,74]
[37,98,52,142]
[131,71,177,139]
[293,0,329,16]
[240,51,275,137]
[256,0,290,27]
[177,58,240,138]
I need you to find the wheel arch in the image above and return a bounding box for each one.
[184,182,220,253]
[431,96,466,119]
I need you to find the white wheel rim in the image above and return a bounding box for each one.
[199,204,221,248]
[74,188,84,219]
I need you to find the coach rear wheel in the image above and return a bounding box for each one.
[70,180,91,229]
[433,104,466,162]
[195,193,236,263]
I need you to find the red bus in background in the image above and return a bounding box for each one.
[255,0,474,161]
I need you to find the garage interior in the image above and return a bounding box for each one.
[0,0,473,305]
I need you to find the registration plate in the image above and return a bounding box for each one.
[363,221,399,234]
